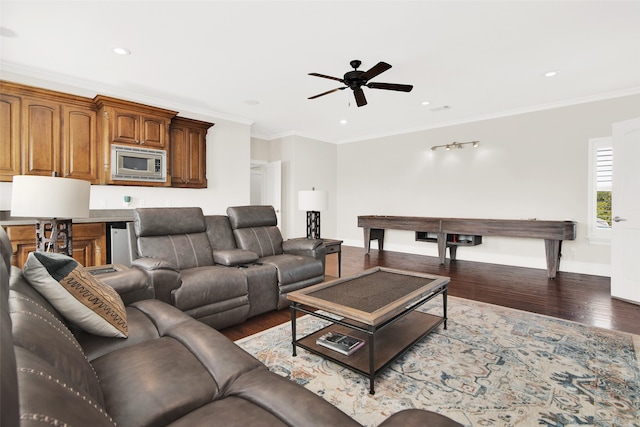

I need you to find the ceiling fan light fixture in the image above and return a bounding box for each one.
[308,59,413,107]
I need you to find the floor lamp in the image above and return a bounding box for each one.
[10,175,91,257]
[298,188,328,239]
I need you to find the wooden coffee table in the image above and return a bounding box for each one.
[287,267,449,394]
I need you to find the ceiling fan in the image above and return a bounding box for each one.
[308,59,413,107]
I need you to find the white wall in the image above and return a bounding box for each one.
[337,94,640,276]
[0,75,252,216]
[4,72,638,278]
[289,135,338,239]
[252,135,337,240]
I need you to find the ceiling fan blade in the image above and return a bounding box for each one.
[360,62,392,81]
[308,72,344,82]
[353,87,367,107]
[367,82,414,92]
[308,87,346,100]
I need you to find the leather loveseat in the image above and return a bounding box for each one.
[130,206,325,329]
[1,226,462,427]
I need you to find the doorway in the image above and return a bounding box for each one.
[250,160,282,227]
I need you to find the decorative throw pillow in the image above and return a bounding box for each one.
[23,252,128,338]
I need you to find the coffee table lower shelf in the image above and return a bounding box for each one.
[293,310,444,394]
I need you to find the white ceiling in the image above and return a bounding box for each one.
[1,1,639,144]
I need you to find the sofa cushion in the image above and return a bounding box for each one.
[92,315,266,427]
[15,347,116,427]
[227,205,277,229]
[22,252,128,338]
[260,254,324,285]
[94,337,218,427]
[9,288,106,409]
[134,207,206,237]
[233,226,284,257]
[173,266,248,312]
[167,396,288,426]
[137,233,214,269]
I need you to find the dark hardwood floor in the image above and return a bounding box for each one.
[220,245,640,340]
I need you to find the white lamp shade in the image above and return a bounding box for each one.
[298,190,328,211]
[11,175,91,218]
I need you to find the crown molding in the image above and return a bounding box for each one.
[332,86,640,145]
[0,62,254,126]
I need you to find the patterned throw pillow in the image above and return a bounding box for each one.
[23,252,128,338]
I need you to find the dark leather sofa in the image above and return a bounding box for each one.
[130,206,326,329]
[1,226,462,427]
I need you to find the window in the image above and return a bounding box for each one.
[588,137,612,243]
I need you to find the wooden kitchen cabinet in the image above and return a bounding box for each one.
[1,82,214,187]
[169,117,213,188]
[94,95,177,149]
[4,222,107,269]
[0,81,100,183]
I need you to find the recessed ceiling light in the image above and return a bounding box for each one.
[340,119,348,125]
[421,101,430,106]
[544,70,558,77]
[112,47,131,55]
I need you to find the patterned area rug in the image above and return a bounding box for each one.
[236,296,640,427]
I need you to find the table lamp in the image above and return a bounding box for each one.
[298,188,328,239]
[10,175,91,257]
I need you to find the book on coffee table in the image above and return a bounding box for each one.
[316,331,365,356]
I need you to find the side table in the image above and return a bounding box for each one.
[321,238,343,277]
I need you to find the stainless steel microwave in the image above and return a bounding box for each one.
[111,145,167,182]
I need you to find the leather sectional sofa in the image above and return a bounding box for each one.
[1,226,462,427]
[130,206,326,329]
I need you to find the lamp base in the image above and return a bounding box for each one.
[36,218,73,257]
[306,211,321,239]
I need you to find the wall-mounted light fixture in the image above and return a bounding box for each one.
[431,140,479,151]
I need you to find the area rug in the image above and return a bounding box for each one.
[235,296,640,427]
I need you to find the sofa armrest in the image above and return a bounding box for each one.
[213,249,259,266]
[95,267,154,306]
[283,238,326,262]
[131,258,182,305]
[283,238,323,252]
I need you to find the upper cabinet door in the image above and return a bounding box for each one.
[140,114,167,148]
[111,109,141,145]
[22,97,61,176]
[0,94,21,181]
[62,104,99,182]
[169,117,213,188]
